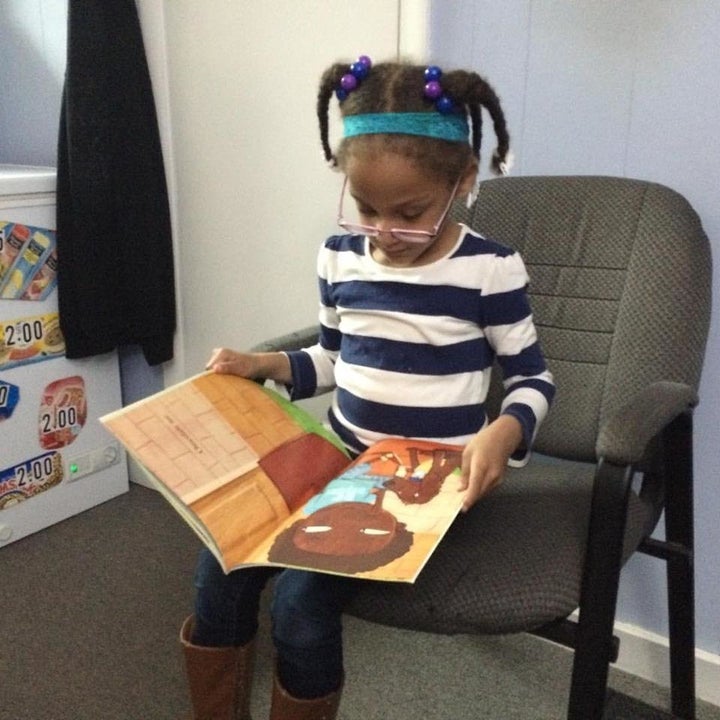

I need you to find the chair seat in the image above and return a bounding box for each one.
[346,458,654,634]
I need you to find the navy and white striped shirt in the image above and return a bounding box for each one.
[287,225,555,464]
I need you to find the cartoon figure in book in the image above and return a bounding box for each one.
[269,487,414,574]
[267,446,461,574]
[268,489,413,573]
[377,446,463,504]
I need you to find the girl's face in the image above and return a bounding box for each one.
[343,152,476,268]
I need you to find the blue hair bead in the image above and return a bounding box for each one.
[424,65,442,82]
[435,95,455,114]
[421,64,458,114]
[335,55,372,103]
[350,61,370,80]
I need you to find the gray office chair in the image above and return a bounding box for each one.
[254,176,712,719]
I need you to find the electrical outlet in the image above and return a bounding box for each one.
[66,443,121,482]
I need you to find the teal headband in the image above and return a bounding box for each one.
[343,112,469,143]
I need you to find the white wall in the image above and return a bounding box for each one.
[429,0,720,671]
[0,0,66,165]
[157,1,405,385]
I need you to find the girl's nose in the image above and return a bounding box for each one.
[375,227,398,244]
[375,218,397,239]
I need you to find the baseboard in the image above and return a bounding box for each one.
[611,619,720,708]
[563,611,719,708]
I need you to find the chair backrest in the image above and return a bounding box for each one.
[455,176,712,462]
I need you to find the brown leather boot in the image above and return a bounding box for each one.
[180,615,255,720]
[269,668,342,720]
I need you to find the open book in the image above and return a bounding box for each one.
[100,373,465,583]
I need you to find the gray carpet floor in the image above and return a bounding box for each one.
[1,483,718,720]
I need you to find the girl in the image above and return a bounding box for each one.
[180,56,554,720]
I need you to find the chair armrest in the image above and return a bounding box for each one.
[595,381,698,464]
[250,325,320,353]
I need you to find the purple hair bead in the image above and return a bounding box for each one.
[340,73,358,91]
[422,64,457,113]
[335,55,372,102]
[423,80,443,100]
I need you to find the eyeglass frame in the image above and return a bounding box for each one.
[337,175,462,244]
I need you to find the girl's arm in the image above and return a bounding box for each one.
[459,251,555,510]
[483,252,555,463]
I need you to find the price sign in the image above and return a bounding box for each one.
[0,451,63,510]
[39,376,87,449]
[0,312,65,370]
[0,380,20,421]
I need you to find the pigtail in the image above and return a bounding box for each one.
[467,103,482,162]
[444,71,511,175]
[480,82,511,175]
[317,63,349,166]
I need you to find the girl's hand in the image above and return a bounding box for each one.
[459,414,523,512]
[205,348,258,377]
[205,348,292,384]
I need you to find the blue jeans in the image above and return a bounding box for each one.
[192,548,357,698]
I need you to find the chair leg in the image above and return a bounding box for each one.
[667,552,696,719]
[663,412,696,719]
[566,610,615,720]
[566,461,634,720]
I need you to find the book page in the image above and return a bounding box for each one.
[251,438,465,582]
[102,377,464,582]
[101,373,305,504]
[101,373,351,572]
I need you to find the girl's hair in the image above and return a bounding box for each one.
[317,60,510,182]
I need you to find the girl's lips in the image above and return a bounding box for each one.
[374,241,408,255]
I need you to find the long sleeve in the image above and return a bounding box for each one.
[283,229,554,455]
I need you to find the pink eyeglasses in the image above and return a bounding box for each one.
[337,176,462,244]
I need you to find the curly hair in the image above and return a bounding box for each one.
[317,60,510,182]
